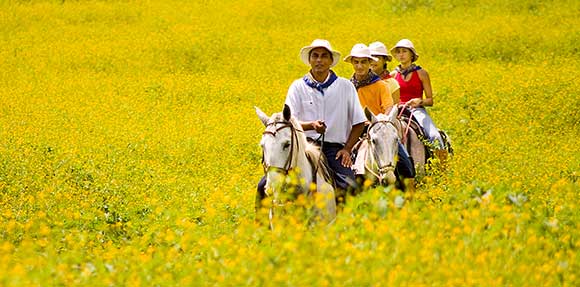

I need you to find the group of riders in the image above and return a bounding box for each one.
[257,38,451,209]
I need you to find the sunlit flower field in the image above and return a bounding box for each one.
[1,0,579,285]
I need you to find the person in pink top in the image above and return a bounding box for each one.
[391,39,446,155]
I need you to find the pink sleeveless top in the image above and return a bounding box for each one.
[395,71,423,104]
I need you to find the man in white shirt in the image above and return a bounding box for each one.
[257,39,366,207]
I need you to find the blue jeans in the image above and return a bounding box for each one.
[320,142,357,191]
[396,142,415,178]
[412,107,444,149]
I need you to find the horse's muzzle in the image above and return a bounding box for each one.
[378,165,396,185]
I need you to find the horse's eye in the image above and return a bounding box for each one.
[283,142,291,149]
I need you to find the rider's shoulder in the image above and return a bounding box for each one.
[416,68,429,78]
[336,76,352,84]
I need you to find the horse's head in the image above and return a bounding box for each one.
[256,105,306,199]
[365,107,400,185]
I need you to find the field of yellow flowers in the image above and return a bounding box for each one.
[1,0,579,285]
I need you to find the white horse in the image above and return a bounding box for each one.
[398,107,428,178]
[256,105,336,228]
[397,105,453,177]
[353,107,400,186]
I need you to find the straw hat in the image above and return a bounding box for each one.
[369,41,393,62]
[390,39,419,62]
[299,39,342,68]
[343,43,378,63]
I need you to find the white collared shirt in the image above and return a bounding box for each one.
[285,75,366,144]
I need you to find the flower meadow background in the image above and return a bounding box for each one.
[0,0,579,285]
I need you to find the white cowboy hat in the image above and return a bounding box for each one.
[390,39,419,62]
[343,43,378,63]
[299,39,342,68]
[369,41,393,62]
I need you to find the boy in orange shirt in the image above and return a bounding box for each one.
[345,43,415,190]
[344,44,393,115]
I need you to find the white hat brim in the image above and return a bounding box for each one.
[390,46,419,61]
[371,53,393,62]
[300,46,341,68]
[343,54,379,63]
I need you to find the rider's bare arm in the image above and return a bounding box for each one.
[300,120,326,133]
[345,123,365,151]
[335,122,365,167]
[417,69,433,107]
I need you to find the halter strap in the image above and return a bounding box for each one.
[364,120,398,184]
[367,119,397,133]
[262,121,294,137]
[262,120,334,202]
[262,121,303,174]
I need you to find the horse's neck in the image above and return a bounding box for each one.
[294,140,314,186]
[305,148,334,187]
[288,119,316,186]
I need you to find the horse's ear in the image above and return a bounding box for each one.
[364,107,377,123]
[389,106,402,136]
[283,104,291,121]
[388,105,399,122]
[255,106,270,126]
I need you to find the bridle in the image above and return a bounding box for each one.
[261,120,303,227]
[261,120,302,176]
[261,118,329,197]
[260,117,333,230]
[365,119,398,184]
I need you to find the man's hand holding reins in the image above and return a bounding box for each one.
[336,149,353,167]
[310,120,326,133]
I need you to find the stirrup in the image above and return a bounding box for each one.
[438,130,453,155]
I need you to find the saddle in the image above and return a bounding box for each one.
[398,107,453,157]
[398,107,432,158]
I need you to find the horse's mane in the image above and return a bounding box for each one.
[305,143,333,182]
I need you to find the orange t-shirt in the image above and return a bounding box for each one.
[356,80,393,115]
